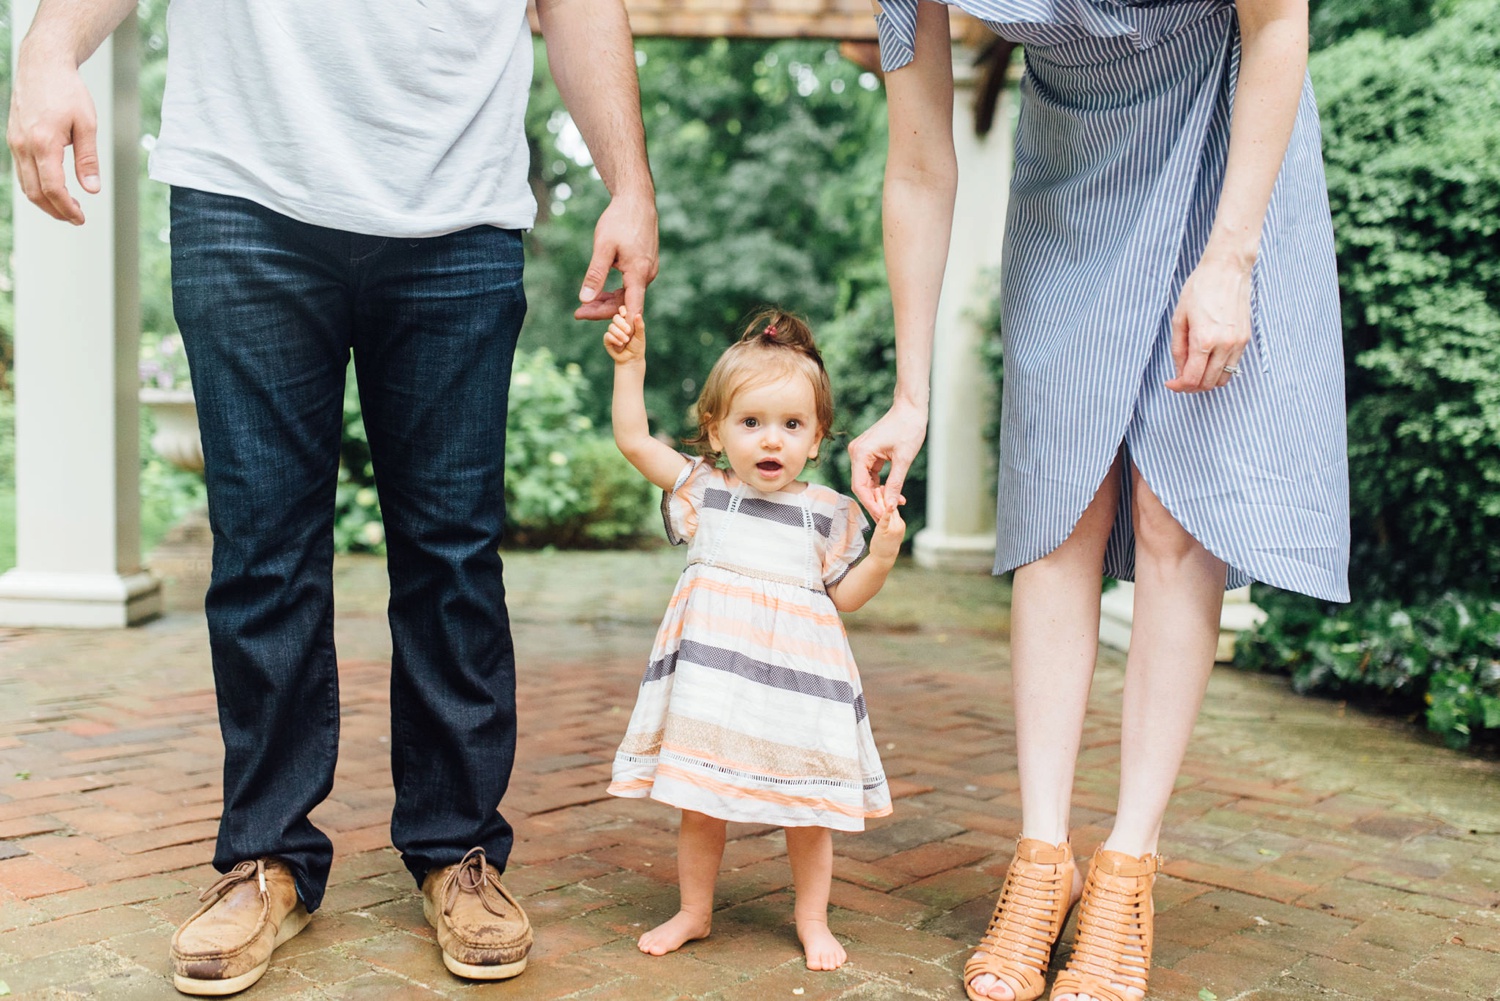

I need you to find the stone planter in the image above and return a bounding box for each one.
[139,387,204,473]
[139,387,211,606]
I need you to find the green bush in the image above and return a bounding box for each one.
[335,349,655,553]
[1237,591,1500,749]
[1314,0,1500,600]
[1232,1,1500,751]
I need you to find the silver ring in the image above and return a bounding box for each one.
[1223,364,1240,376]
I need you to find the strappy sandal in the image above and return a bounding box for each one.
[1050,849,1161,1001]
[964,838,1078,1001]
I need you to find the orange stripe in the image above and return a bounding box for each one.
[660,739,859,785]
[655,762,878,820]
[666,576,840,626]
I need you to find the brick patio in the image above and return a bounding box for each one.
[1,550,1497,1000]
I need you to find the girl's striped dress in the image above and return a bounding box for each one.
[877,0,1351,602]
[609,458,893,831]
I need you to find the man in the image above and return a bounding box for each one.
[9,0,657,992]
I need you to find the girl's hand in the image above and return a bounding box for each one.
[603,305,646,365]
[1165,252,1254,393]
[848,398,928,520]
[869,502,906,563]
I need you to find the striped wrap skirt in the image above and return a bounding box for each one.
[878,0,1351,601]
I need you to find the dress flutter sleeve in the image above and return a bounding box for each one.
[823,494,872,587]
[661,456,716,545]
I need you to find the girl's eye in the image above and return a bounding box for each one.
[742,417,758,428]
[786,420,801,430]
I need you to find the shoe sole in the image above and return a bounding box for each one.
[172,905,311,996]
[441,953,529,981]
[423,893,529,981]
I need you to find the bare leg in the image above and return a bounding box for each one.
[969,457,1119,1001]
[1107,463,1225,856]
[786,826,845,970]
[639,810,725,956]
[1057,465,1225,1001]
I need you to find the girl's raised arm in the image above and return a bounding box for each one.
[847,1,956,519]
[605,309,691,491]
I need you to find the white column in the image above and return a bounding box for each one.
[0,9,161,628]
[913,52,1010,573]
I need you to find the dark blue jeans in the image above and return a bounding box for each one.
[170,187,523,910]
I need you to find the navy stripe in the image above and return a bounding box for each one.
[645,640,869,722]
[703,488,835,537]
[877,0,1349,602]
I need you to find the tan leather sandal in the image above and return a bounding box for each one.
[1050,849,1161,1001]
[964,838,1077,1001]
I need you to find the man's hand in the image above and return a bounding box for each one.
[603,306,646,365]
[8,41,100,225]
[575,192,658,321]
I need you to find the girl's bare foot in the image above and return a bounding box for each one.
[638,910,712,956]
[796,916,847,971]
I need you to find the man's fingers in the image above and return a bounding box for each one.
[579,244,614,304]
[622,267,647,320]
[13,155,48,218]
[35,152,82,224]
[72,116,101,193]
[574,288,625,321]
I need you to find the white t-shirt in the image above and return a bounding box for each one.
[149,0,538,238]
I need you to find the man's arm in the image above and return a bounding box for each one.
[535,0,659,320]
[8,0,138,225]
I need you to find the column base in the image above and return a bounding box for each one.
[912,529,997,574]
[0,569,163,628]
[1099,582,1267,663]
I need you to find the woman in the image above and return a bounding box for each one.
[849,2,1349,1000]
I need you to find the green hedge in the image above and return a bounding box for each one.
[1239,0,1500,748]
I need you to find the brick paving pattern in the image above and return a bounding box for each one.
[1,550,1498,1000]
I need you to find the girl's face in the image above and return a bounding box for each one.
[708,372,822,492]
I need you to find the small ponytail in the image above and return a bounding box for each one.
[742,309,823,368]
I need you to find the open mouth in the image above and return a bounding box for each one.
[756,459,784,475]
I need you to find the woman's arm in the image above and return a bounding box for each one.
[848,1,956,519]
[827,507,905,612]
[604,309,690,491]
[1166,0,1309,393]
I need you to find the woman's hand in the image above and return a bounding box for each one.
[849,399,928,520]
[868,504,907,563]
[1165,251,1254,393]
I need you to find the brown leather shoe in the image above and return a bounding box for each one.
[421,847,531,980]
[170,858,310,996]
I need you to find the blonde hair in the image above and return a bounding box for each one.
[685,309,835,464]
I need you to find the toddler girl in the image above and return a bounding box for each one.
[602,306,903,971]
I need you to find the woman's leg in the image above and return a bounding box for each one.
[1105,463,1226,857]
[639,810,726,955]
[1054,465,1225,1001]
[786,826,845,970]
[970,457,1120,1000]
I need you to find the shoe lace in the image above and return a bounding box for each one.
[442,847,512,919]
[199,859,267,904]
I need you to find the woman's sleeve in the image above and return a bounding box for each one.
[662,456,715,545]
[875,0,922,72]
[823,494,873,587]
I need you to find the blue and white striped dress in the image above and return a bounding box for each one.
[878,0,1350,602]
